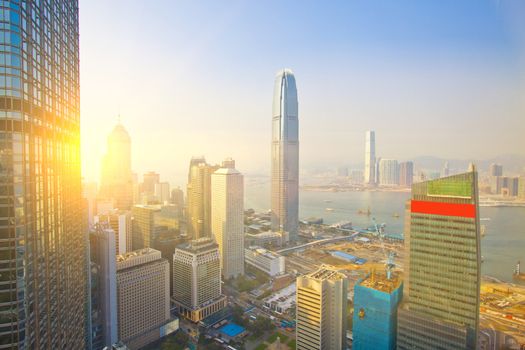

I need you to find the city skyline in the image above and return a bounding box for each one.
[1,1,523,349]
[80,0,525,183]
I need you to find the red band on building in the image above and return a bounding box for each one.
[411,200,476,218]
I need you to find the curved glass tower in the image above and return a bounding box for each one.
[271,69,299,241]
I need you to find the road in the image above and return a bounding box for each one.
[277,231,360,254]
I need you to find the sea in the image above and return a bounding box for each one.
[245,177,525,284]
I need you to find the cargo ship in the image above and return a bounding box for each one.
[513,261,525,281]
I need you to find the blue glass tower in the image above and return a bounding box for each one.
[353,273,403,350]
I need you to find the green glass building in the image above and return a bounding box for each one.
[397,171,481,350]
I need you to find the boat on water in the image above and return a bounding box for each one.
[324,199,332,203]
[358,207,371,216]
[480,218,491,221]
[325,208,334,212]
[392,213,400,218]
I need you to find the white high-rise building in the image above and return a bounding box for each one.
[271,69,299,241]
[211,161,245,279]
[296,267,348,350]
[364,130,376,185]
[379,159,400,186]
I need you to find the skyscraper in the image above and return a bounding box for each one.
[172,238,227,322]
[211,160,245,279]
[95,210,132,255]
[442,161,450,177]
[186,157,218,239]
[116,248,175,349]
[154,181,170,204]
[378,159,400,186]
[489,163,503,177]
[296,267,348,350]
[89,224,118,349]
[364,130,376,185]
[397,171,481,350]
[99,122,133,210]
[271,69,299,241]
[0,1,86,348]
[352,271,403,350]
[131,205,161,250]
[399,161,414,187]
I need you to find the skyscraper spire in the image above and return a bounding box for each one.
[271,69,299,242]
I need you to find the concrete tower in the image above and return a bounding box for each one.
[211,161,245,279]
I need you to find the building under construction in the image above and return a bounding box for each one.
[352,271,403,350]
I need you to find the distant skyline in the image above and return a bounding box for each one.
[80,0,525,185]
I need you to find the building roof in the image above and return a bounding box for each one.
[213,167,240,175]
[307,266,346,281]
[359,272,402,294]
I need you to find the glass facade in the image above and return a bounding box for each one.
[353,277,402,350]
[397,172,481,350]
[0,1,85,348]
[271,69,299,241]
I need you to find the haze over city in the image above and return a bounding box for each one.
[80,0,525,183]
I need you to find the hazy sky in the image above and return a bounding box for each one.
[80,0,525,186]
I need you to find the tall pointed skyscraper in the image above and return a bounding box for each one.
[99,122,133,210]
[364,130,376,185]
[0,1,86,348]
[397,170,481,349]
[271,69,299,241]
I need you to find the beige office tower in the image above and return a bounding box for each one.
[131,205,161,250]
[296,267,348,350]
[95,210,132,255]
[172,238,227,322]
[186,157,219,239]
[211,162,245,279]
[116,248,172,349]
[99,122,134,210]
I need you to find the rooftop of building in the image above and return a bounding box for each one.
[307,266,346,281]
[132,204,162,210]
[246,231,283,237]
[246,246,282,259]
[116,248,161,264]
[359,271,402,294]
[177,237,218,254]
[214,167,240,175]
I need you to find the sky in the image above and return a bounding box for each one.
[79,0,525,186]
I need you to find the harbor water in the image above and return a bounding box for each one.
[245,177,525,284]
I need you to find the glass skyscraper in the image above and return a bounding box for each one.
[364,130,376,185]
[271,69,299,241]
[397,171,481,350]
[0,1,86,348]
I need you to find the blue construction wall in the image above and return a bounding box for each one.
[352,280,403,350]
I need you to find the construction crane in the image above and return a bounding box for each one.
[372,217,396,280]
